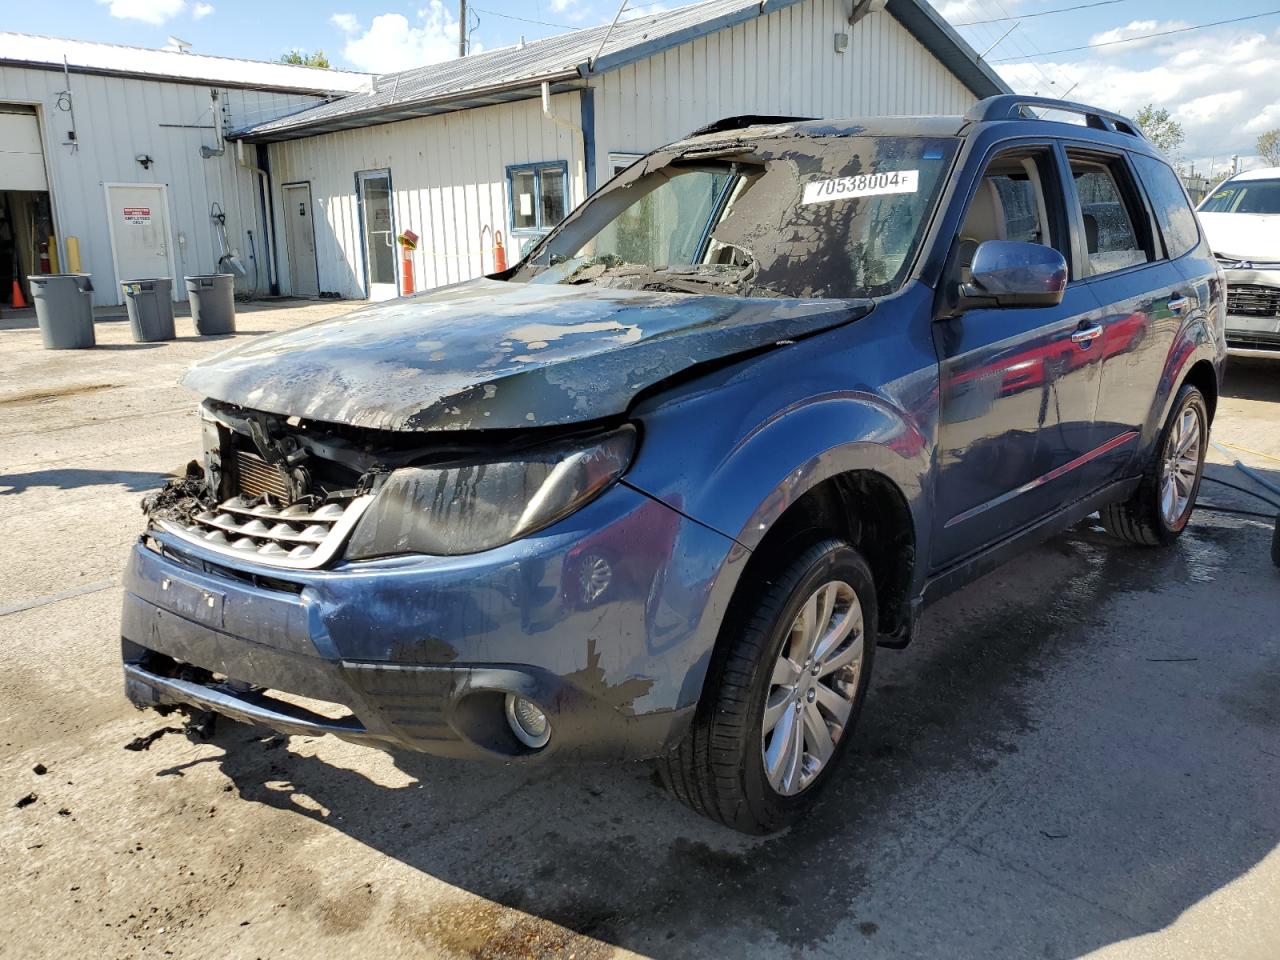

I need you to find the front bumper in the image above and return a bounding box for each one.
[122,482,740,761]
[1223,268,1280,358]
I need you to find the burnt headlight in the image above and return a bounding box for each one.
[345,426,635,559]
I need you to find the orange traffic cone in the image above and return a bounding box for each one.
[10,279,26,309]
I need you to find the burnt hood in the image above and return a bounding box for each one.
[183,278,871,432]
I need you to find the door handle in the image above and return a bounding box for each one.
[1071,324,1103,345]
[1168,295,1191,314]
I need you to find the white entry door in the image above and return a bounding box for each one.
[105,183,174,296]
[282,182,320,297]
[357,169,398,301]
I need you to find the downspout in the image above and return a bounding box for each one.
[236,138,278,294]
[541,81,588,204]
[199,89,225,159]
[843,0,886,22]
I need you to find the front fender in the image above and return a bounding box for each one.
[624,286,939,561]
[628,391,929,554]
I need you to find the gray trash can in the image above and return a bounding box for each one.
[185,274,236,335]
[29,274,96,349]
[120,278,176,342]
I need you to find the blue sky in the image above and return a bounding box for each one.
[6,0,1279,171]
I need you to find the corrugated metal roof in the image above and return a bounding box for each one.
[236,0,1008,143]
[0,32,372,95]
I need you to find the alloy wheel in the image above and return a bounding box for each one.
[761,580,865,796]
[1160,406,1201,527]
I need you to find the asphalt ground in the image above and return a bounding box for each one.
[2,301,1277,959]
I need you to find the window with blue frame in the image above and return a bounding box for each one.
[507,162,569,235]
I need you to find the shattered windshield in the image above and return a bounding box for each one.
[519,135,959,299]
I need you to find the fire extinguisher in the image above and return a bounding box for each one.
[494,231,507,273]
[397,229,419,295]
[38,241,51,274]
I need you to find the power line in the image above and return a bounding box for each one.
[962,0,1070,95]
[993,8,1280,61]
[954,0,1127,26]
[469,5,578,29]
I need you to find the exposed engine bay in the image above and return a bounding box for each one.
[143,400,636,569]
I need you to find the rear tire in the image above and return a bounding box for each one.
[658,539,877,834]
[1100,383,1208,546]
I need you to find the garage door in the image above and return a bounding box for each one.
[0,106,47,191]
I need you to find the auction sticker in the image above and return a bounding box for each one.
[802,170,919,205]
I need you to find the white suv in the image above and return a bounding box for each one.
[1197,167,1280,358]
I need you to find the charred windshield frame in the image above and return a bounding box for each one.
[512,134,961,300]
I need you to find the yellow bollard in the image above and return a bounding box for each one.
[66,236,81,274]
[47,235,60,274]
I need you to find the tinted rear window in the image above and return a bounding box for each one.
[1132,154,1199,260]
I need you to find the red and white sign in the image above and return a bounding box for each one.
[122,207,152,224]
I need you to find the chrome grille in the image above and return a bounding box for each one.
[159,495,373,569]
[1226,284,1280,318]
[233,449,290,500]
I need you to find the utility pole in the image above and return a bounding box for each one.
[459,0,467,56]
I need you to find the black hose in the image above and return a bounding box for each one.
[1200,475,1280,510]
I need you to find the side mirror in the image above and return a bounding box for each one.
[953,240,1067,313]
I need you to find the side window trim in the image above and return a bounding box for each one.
[1129,150,1203,262]
[1051,141,1088,282]
[1058,141,1157,281]
[1118,150,1164,261]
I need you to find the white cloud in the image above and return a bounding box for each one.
[330,12,359,34]
[337,2,478,72]
[192,2,213,19]
[998,27,1280,162]
[96,0,186,25]
[938,0,1022,26]
[1087,19,1189,54]
[549,0,592,23]
[621,2,669,21]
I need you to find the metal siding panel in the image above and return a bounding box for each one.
[0,67,316,304]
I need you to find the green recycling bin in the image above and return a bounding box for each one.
[29,274,96,349]
[120,278,176,342]
[185,274,236,335]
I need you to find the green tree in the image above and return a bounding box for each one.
[280,49,330,68]
[1133,104,1184,158]
[1258,129,1280,167]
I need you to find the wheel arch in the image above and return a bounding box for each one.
[717,470,918,656]
[1181,358,1218,423]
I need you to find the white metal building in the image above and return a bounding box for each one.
[0,34,369,307]
[233,0,1009,301]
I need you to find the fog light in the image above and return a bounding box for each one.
[504,693,551,749]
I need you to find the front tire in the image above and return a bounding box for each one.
[1101,383,1208,546]
[658,539,877,834]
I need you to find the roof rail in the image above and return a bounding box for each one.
[688,115,815,137]
[966,95,1146,140]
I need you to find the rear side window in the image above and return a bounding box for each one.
[1132,154,1199,259]
[1066,155,1151,276]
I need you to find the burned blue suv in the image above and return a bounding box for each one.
[124,96,1225,833]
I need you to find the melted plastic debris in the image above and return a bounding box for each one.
[141,461,211,523]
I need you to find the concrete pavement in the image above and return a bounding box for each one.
[2,303,1277,959]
